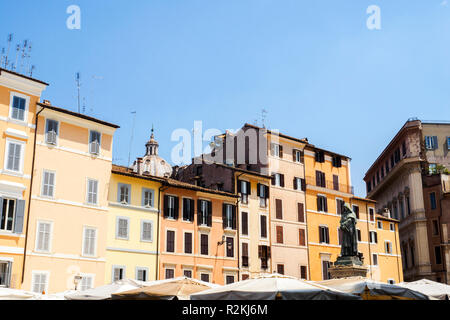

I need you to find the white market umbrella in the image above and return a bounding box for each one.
[398,279,450,300]
[0,287,38,300]
[190,273,361,300]
[318,277,429,300]
[65,279,145,300]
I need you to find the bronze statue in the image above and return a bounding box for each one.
[339,204,358,257]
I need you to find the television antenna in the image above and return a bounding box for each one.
[4,34,13,68]
[76,72,81,113]
[13,44,20,71]
[29,65,35,77]
[127,111,137,167]
[19,40,28,73]
[261,109,268,128]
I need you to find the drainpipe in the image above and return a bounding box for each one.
[365,202,373,279]
[394,217,401,283]
[235,172,244,280]
[21,105,45,284]
[155,183,169,281]
[301,149,311,280]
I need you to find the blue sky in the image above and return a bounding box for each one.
[1,0,450,196]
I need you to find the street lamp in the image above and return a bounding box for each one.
[73,274,83,290]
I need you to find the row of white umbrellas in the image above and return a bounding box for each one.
[0,275,448,300]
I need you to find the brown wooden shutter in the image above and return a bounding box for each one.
[173,196,179,220]
[163,195,169,217]
[279,145,283,158]
[280,174,285,187]
[242,212,248,235]
[298,203,305,222]
[222,203,227,228]
[184,232,192,254]
[276,226,283,243]
[207,201,212,226]
[276,199,283,219]
[293,178,298,190]
[316,171,320,186]
[300,266,307,279]
[293,149,297,162]
[260,216,267,238]
[197,199,202,225]
[333,175,339,191]
[232,205,236,230]
[271,174,276,185]
[299,229,305,246]
[190,199,195,221]
[301,178,306,191]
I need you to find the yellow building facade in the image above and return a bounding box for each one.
[304,145,402,283]
[105,166,162,283]
[0,68,47,289]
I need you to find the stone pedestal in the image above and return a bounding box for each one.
[329,256,368,279]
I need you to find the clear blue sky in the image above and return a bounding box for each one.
[1,0,450,196]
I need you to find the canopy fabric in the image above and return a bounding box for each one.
[65,279,146,300]
[112,277,216,300]
[190,273,361,300]
[398,279,450,300]
[318,277,429,300]
[33,290,77,300]
[0,287,38,300]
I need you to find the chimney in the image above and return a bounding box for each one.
[42,99,51,105]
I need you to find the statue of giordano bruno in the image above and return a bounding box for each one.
[337,204,363,266]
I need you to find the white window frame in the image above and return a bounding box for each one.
[88,130,102,155]
[31,270,49,294]
[118,183,131,204]
[377,221,383,230]
[35,220,53,253]
[44,118,59,146]
[116,217,130,240]
[0,198,16,232]
[199,272,211,283]
[112,265,125,282]
[135,267,149,282]
[140,219,153,242]
[183,268,193,278]
[9,91,30,123]
[82,226,97,257]
[4,138,25,174]
[142,188,154,208]
[425,136,436,150]
[385,241,393,254]
[368,207,375,222]
[86,178,99,206]
[164,266,175,279]
[271,143,281,157]
[41,169,56,198]
[369,231,377,244]
[389,223,395,232]
[294,149,302,163]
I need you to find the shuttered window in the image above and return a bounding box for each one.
[299,229,306,246]
[298,203,305,222]
[0,198,16,232]
[300,266,307,280]
[80,276,94,291]
[83,227,97,256]
[141,221,153,242]
[6,141,22,172]
[277,264,285,275]
[260,215,267,238]
[136,268,148,281]
[242,243,249,267]
[112,266,125,281]
[166,230,175,253]
[42,171,55,198]
[89,130,101,155]
[275,199,283,219]
[11,96,26,121]
[118,184,131,204]
[36,221,51,252]
[333,175,339,191]
[165,268,174,279]
[317,196,328,212]
[142,189,153,207]
[315,171,326,188]
[425,136,438,150]
[241,212,248,235]
[182,198,194,221]
[319,226,330,244]
[45,119,58,145]
[200,234,208,255]
[184,232,192,254]
[336,199,344,215]
[87,179,98,205]
[276,226,283,244]
[352,205,359,219]
[32,272,48,294]
[226,237,234,257]
[116,218,129,239]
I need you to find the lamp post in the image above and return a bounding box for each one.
[73,274,82,291]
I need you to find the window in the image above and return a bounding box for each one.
[45,119,59,145]
[41,170,55,198]
[182,198,194,222]
[223,204,235,229]
[242,274,249,281]
[315,171,326,188]
[369,208,375,222]
[275,199,283,219]
[118,184,131,204]
[89,130,101,155]
[276,226,284,244]
[0,262,11,287]
[116,218,129,240]
[372,254,378,266]
[82,227,97,256]
[86,179,98,205]
[369,231,378,244]
[299,229,306,246]
[332,155,342,168]
[271,173,284,187]
[352,205,359,219]
[0,198,25,233]
[435,246,442,265]
[406,196,411,216]
[32,272,48,294]
[293,177,305,191]
[322,261,331,280]
[293,149,304,163]
[271,143,282,157]
[36,221,52,252]
[315,150,325,163]
[10,94,28,121]
[184,232,193,254]
[198,200,211,226]
[425,136,437,150]
[200,273,210,283]
[317,195,328,212]
[430,192,437,210]
[183,270,192,278]
[385,241,393,254]
[333,175,339,191]
[226,275,235,284]
[142,188,154,207]
[112,266,125,282]
[165,195,179,219]
[298,203,305,222]
[136,268,148,282]
[388,279,395,285]
[141,220,153,242]
[319,226,330,244]
[165,268,174,279]
[389,223,395,232]
[5,140,23,172]
[300,266,307,280]
[432,220,439,236]
[357,229,361,242]
[336,199,344,215]
[239,180,250,204]
[166,230,175,253]
[277,264,285,275]
[241,212,249,235]
[242,243,249,267]
[257,184,268,208]
[259,245,270,269]
[200,234,208,255]
[260,215,267,238]
[226,237,234,257]
[80,275,94,291]
[377,221,383,229]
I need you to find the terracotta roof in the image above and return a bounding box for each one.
[38,102,120,128]
[0,67,49,86]
[351,196,377,204]
[375,213,399,223]
[112,164,237,198]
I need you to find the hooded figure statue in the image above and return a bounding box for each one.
[339,204,358,257]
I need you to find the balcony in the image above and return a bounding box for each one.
[305,176,354,194]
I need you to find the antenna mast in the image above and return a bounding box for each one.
[127,111,137,167]
[76,72,81,113]
[4,34,12,68]
[261,108,268,128]
[13,44,20,71]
